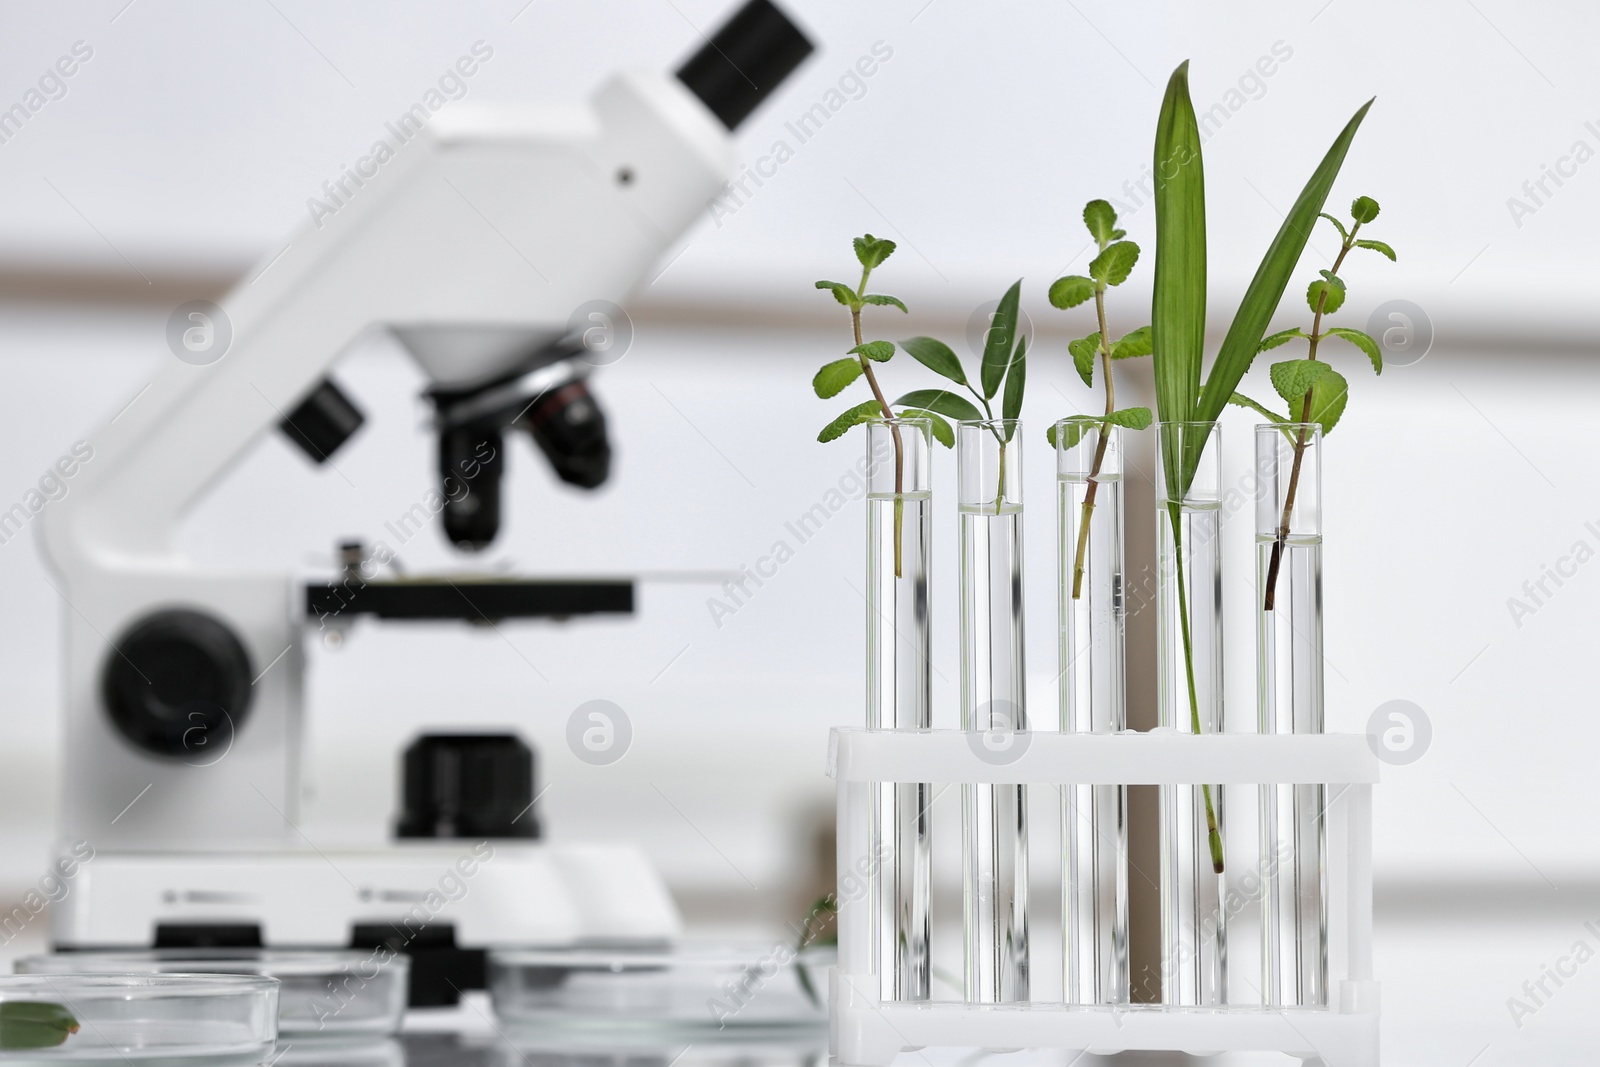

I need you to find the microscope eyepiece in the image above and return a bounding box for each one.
[676,0,814,131]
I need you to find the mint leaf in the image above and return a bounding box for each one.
[1318,212,1349,241]
[1325,326,1383,373]
[1354,238,1396,262]
[1048,416,1097,450]
[1307,274,1346,315]
[812,357,862,399]
[1083,199,1118,245]
[893,388,983,423]
[1270,358,1332,405]
[849,340,894,363]
[896,408,955,447]
[1104,405,1153,430]
[1111,325,1152,359]
[1068,333,1101,387]
[1258,327,1308,352]
[1307,366,1349,433]
[853,234,896,271]
[1228,391,1289,423]
[899,335,967,385]
[1089,240,1140,287]
[1350,196,1380,224]
[980,280,1023,399]
[815,280,859,309]
[1048,274,1095,309]
[817,400,883,443]
[860,293,909,311]
[1002,335,1026,427]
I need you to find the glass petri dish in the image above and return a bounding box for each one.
[0,973,276,1064]
[487,941,833,1032]
[15,952,407,1038]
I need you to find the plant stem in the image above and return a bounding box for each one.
[1071,287,1118,599]
[995,442,1006,516]
[1170,506,1225,874]
[852,269,903,578]
[1262,223,1359,611]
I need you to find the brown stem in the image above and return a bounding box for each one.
[1071,286,1117,599]
[1263,223,1360,611]
[852,289,903,578]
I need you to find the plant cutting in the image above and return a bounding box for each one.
[1150,60,1373,878]
[1231,197,1394,609]
[815,234,951,577]
[1046,199,1154,599]
[895,279,1029,510]
[0,1001,80,1049]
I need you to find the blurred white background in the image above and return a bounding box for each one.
[1,0,1598,1061]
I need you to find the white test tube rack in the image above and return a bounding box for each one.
[828,729,1380,1067]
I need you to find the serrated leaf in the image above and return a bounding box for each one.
[1048,416,1097,450]
[817,400,883,443]
[1068,333,1101,387]
[1048,274,1095,309]
[1318,212,1349,241]
[1270,358,1332,405]
[893,388,984,423]
[1307,366,1349,433]
[853,234,896,271]
[0,1001,80,1050]
[1307,276,1346,315]
[1089,240,1140,287]
[1110,228,1127,239]
[896,408,954,447]
[814,280,859,309]
[1354,238,1396,262]
[981,280,1023,399]
[860,293,909,311]
[850,340,894,363]
[1259,327,1308,352]
[1111,325,1153,359]
[1002,335,1026,426]
[1228,391,1289,423]
[899,335,967,385]
[812,358,862,399]
[1350,196,1380,224]
[1084,199,1118,245]
[1104,406,1153,430]
[1325,326,1383,373]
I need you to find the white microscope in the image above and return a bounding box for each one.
[37,0,812,1005]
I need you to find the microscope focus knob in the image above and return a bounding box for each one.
[396,733,540,840]
[102,609,255,759]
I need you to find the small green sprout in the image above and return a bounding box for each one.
[0,1001,81,1049]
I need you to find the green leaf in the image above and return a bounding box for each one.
[812,357,862,398]
[1354,238,1396,262]
[1350,196,1380,224]
[893,388,984,423]
[1307,274,1346,315]
[1002,335,1027,425]
[1318,212,1349,241]
[895,408,955,447]
[1068,333,1101,387]
[1048,274,1095,309]
[1047,416,1097,450]
[899,335,967,385]
[1110,228,1127,239]
[1194,98,1373,429]
[0,1001,80,1050]
[1325,326,1383,373]
[1259,327,1308,352]
[1083,199,1119,245]
[817,400,883,443]
[1270,358,1332,405]
[980,280,1023,400]
[1228,391,1289,423]
[814,280,859,309]
[1152,61,1208,495]
[849,340,894,363]
[860,293,909,311]
[1111,325,1153,359]
[1307,366,1349,433]
[1089,240,1140,287]
[853,234,896,271]
[1105,405,1153,430]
